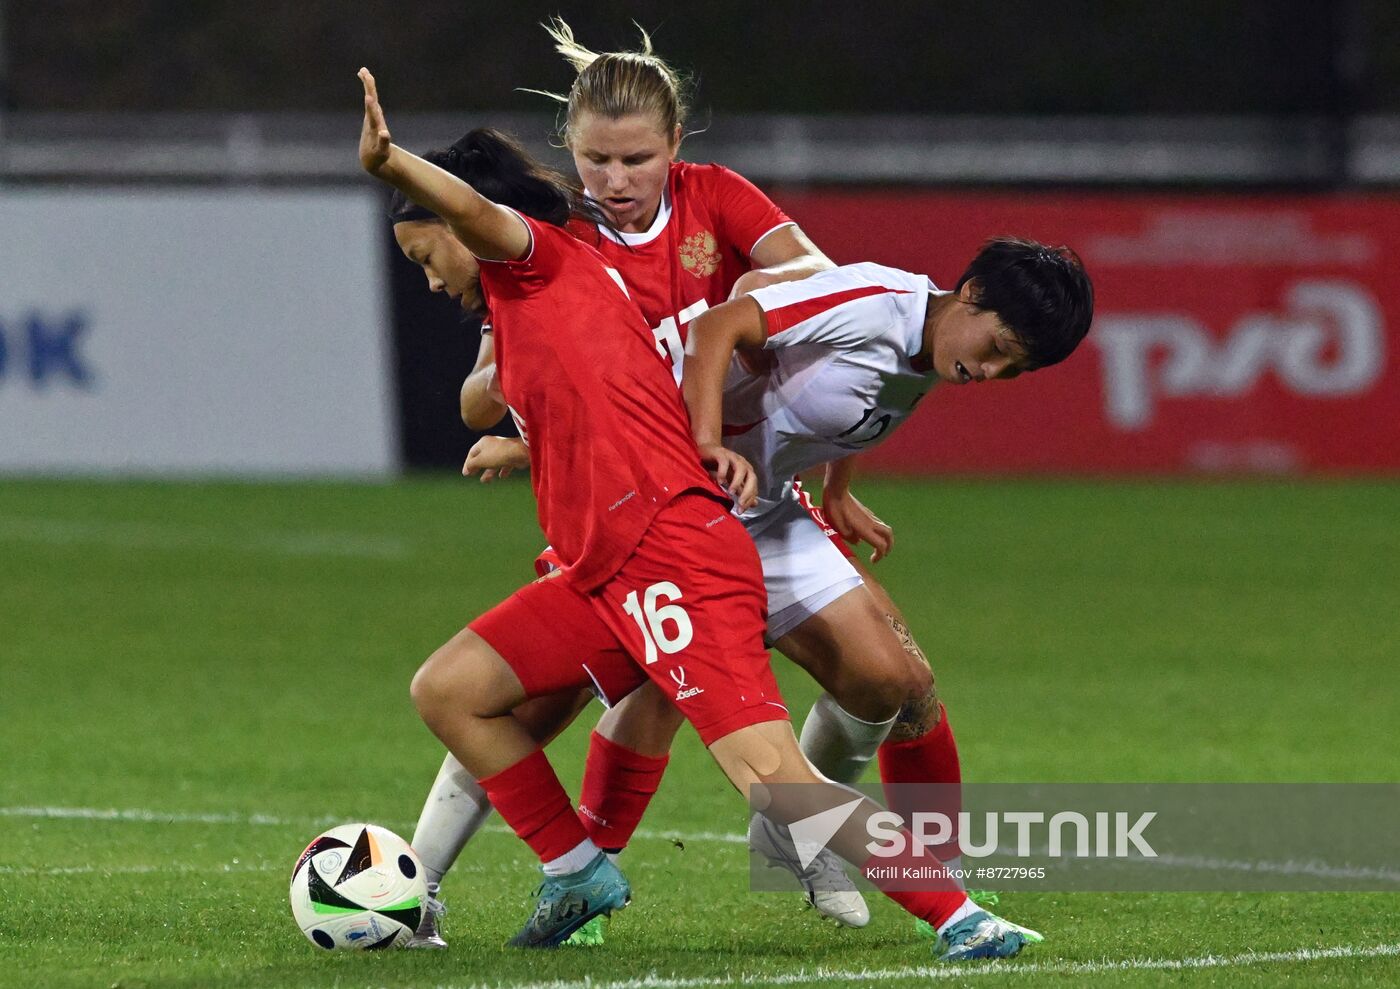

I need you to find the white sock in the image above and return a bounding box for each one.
[798,693,897,785]
[542,838,602,877]
[936,896,979,935]
[410,753,494,887]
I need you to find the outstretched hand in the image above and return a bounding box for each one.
[821,486,894,563]
[357,67,392,175]
[698,444,758,511]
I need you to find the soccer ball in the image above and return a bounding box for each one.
[289,823,427,950]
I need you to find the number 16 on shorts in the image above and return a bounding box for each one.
[621,581,694,665]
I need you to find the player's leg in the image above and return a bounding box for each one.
[592,493,1024,961]
[759,502,1036,943]
[705,719,1025,961]
[776,584,929,777]
[580,680,683,854]
[845,555,1042,945]
[762,495,925,785]
[409,578,645,948]
[406,687,593,948]
[848,557,962,864]
[762,579,920,926]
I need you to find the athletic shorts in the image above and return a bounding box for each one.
[535,487,861,644]
[792,479,858,561]
[472,491,787,746]
[749,491,863,642]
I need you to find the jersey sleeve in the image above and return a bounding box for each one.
[748,265,916,351]
[476,210,556,271]
[704,165,794,258]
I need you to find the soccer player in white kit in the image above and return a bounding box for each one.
[690,241,1093,509]
[684,239,1092,934]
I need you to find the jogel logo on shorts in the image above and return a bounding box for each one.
[669,666,705,701]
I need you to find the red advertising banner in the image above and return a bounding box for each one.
[772,191,1398,474]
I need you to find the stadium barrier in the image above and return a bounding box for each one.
[778,191,1399,475]
[0,188,397,476]
[5,186,1394,477]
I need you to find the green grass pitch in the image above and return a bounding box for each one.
[2,476,1398,988]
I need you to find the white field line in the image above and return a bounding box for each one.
[1118,850,1400,884]
[0,515,408,559]
[0,861,283,877]
[438,944,1400,989]
[0,805,746,845]
[0,858,676,878]
[5,806,1395,882]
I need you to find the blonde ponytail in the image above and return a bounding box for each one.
[529,18,689,145]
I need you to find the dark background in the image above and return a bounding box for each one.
[3,1,1393,116]
[384,216,504,468]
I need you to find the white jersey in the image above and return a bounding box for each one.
[722,263,941,532]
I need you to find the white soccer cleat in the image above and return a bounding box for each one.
[749,813,870,928]
[402,882,448,949]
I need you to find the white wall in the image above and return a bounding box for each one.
[0,188,396,475]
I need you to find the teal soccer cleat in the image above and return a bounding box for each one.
[915,891,1043,946]
[563,914,607,946]
[507,854,630,948]
[936,909,1028,962]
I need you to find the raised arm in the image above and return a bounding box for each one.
[460,332,507,430]
[357,68,529,262]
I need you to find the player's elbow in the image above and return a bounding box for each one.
[461,401,505,431]
[689,297,766,356]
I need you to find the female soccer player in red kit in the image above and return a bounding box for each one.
[411,19,1002,944]
[357,68,1025,961]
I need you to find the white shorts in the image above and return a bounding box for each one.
[748,493,863,642]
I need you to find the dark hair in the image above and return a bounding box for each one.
[955,237,1093,370]
[388,128,614,234]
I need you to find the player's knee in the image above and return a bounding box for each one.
[845,646,919,717]
[410,631,494,724]
[902,660,934,702]
[409,655,452,725]
[890,683,940,741]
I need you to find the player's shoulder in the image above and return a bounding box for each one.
[784,262,923,301]
[528,214,606,263]
[671,160,760,197]
[832,261,924,291]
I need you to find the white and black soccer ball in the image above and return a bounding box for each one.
[289,823,427,950]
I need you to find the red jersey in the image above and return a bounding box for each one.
[572,161,792,381]
[478,213,719,592]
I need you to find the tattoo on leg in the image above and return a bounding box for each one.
[890,688,939,741]
[884,614,939,741]
[886,614,929,666]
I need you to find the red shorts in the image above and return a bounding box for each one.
[472,492,787,746]
[792,479,857,561]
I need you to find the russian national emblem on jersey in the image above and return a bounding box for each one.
[679,230,721,278]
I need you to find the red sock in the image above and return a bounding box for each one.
[860,835,968,927]
[477,749,590,864]
[576,731,669,852]
[877,703,962,861]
